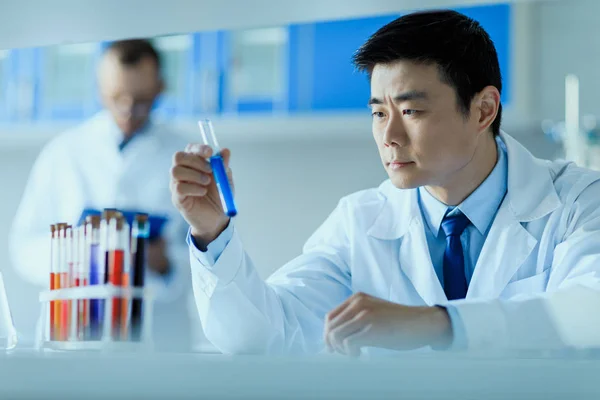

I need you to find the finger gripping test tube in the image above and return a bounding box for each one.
[198,119,237,217]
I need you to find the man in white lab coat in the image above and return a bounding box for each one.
[171,10,600,355]
[11,39,198,351]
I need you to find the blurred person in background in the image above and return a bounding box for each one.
[10,39,200,351]
[171,10,600,355]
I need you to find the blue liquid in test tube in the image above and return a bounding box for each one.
[198,119,238,217]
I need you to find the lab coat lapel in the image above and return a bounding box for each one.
[467,132,561,298]
[123,124,162,163]
[398,214,448,305]
[367,184,446,305]
[466,197,537,298]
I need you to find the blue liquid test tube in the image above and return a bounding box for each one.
[198,119,238,217]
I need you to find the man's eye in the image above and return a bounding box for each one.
[402,109,419,116]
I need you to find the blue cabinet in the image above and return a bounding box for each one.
[151,34,197,119]
[232,3,511,115]
[35,42,102,121]
[0,48,38,122]
[0,49,11,121]
[0,3,512,124]
[302,15,399,111]
[218,27,290,114]
[288,3,511,113]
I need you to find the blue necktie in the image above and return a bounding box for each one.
[441,211,471,300]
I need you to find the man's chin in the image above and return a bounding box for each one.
[388,173,423,190]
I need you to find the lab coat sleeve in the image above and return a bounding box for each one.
[188,222,234,266]
[443,306,468,350]
[9,145,61,287]
[451,180,600,351]
[189,199,353,354]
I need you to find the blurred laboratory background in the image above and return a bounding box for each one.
[0,0,597,343]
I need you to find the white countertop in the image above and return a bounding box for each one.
[1,349,599,399]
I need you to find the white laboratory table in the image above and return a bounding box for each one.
[1,349,600,399]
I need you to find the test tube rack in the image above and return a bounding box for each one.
[37,284,154,352]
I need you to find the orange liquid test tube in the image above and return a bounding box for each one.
[54,223,67,341]
[49,225,56,341]
[121,269,130,340]
[61,226,73,341]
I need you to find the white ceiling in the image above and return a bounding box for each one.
[0,0,556,50]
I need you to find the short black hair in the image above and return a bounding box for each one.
[353,10,502,136]
[105,39,161,70]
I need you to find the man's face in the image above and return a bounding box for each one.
[370,61,481,190]
[98,54,163,137]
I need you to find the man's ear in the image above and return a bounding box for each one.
[475,85,501,134]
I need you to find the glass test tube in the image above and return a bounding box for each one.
[49,224,57,341]
[64,226,73,340]
[198,119,238,217]
[108,215,125,340]
[54,223,66,341]
[75,226,86,340]
[130,214,149,341]
[86,215,102,340]
[80,222,90,340]
[96,209,118,339]
[120,216,131,340]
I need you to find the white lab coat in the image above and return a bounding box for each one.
[191,132,600,354]
[10,111,199,351]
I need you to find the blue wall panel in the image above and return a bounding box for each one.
[456,4,511,104]
[308,4,511,111]
[0,3,512,123]
[310,15,398,111]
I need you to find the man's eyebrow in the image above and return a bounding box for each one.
[368,90,429,106]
